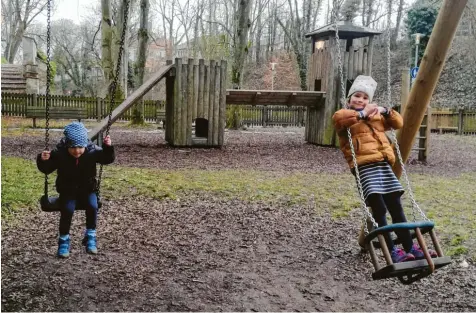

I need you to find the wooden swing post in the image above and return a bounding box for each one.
[393,0,468,178]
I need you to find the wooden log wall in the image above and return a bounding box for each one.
[166,58,227,147]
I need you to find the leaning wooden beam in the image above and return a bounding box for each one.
[394,0,468,178]
[89,64,173,140]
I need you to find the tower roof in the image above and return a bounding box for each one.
[305,21,382,40]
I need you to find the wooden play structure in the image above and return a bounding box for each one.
[304,22,382,146]
[90,59,326,147]
[90,58,227,147]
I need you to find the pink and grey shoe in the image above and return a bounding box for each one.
[391,247,415,263]
[409,244,438,260]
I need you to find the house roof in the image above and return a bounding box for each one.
[305,21,382,40]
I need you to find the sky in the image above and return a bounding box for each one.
[36,0,97,25]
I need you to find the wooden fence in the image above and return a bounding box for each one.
[1,93,164,123]
[2,93,476,134]
[429,109,476,135]
[240,105,306,127]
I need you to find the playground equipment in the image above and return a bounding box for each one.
[90,59,326,147]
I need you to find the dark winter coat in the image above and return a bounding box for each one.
[36,138,115,196]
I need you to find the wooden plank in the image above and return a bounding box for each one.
[203,61,210,120]
[213,63,220,146]
[197,59,205,118]
[363,48,368,75]
[367,36,374,76]
[348,45,354,80]
[174,58,183,146]
[358,47,364,75]
[182,63,189,146]
[89,64,173,140]
[186,59,194,146]
[218,60,227,146]
[208,61,216,145]
[165,59,174,142]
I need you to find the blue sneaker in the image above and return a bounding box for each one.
[57,235,70,258]
[391,247,415,263]
[82,229,97,254]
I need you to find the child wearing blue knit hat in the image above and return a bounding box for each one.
[37,122,115,258]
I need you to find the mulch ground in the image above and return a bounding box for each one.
[2,126,475,311]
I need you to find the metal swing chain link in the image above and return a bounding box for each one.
[332,1,378,234]
[383,0,429,222]
[44,0,52,197]
[96,0,131,199]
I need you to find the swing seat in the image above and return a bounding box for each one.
[372,256,452,284]
[40,195,102,212]
[364,221,452,284]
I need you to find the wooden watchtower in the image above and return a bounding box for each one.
[305,21,382,146]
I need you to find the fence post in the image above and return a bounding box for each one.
[262,106,268,127]
[96,98,101,122]
[458,108,464,135]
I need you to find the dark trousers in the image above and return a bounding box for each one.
[59,192,98,235]
[366,192,413,252]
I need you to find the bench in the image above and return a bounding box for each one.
[156,108,166,128]
[26,106,88,128]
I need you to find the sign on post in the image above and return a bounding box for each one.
[410,67,419,85]
[411,67,419,79]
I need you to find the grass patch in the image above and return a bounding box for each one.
[2,156,475,260]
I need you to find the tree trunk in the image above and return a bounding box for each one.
[8,31,24,64]
[101,0,114,82]
[132,0,150,124]
[391,0,404,50]
[231,0,253,88]
[255,5,262,65]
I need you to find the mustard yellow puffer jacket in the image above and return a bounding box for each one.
[332,108,403,169]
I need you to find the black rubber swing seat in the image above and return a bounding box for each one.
[364,221,452,284]
[40,195,102,212]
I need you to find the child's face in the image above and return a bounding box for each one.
[349,92,369,110]
[68,147,85,158]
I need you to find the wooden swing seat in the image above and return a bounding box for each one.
[364,221,452,284]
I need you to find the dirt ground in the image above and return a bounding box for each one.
[2,125,476,312]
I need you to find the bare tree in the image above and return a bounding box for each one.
[1,0,49,63]
[391,0,404,49]
[132,0,150,123]
[231,0,253,88]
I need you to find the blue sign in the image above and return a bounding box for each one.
[411,67,419,79]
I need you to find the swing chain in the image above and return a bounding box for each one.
[44,0,52,197]
[96,0,131,199]
[332,0,378,234]
[383,0,429,222]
